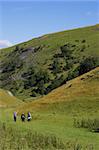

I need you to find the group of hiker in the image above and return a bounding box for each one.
[13,112,32,122]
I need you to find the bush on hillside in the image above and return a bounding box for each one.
[23,69,50,95]
[64,58,74,71]
[2,50,23,73]
[46,75,67,94]
[36,80,46,95]
[22,67,35,79]
[14,45,20,52]
[80,45,86,52]
[74,118,99,132]
[60,43,73,58]
[67,66,79,80]
[79,56,99,75]
[82,39,86,43]
[35,69,50,83]
[9,80,24,94]
[51,58,62,74]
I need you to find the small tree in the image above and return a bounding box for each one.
[64,59,74,71]
[60,43,72,58]
[67,66,79,80]
[52,58,61,74]
[35,69,50,83]
[46,75,67,94]
[37,80,46,95]
[79,57,99,75]
[15,46,20,52]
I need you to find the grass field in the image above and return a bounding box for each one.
[0,67,99,149]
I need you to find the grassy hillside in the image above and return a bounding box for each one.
[0,89,22,107]
[0,24,99,99]
[0,67,99,149]
[18,67,99,114]
[14,67,99,150]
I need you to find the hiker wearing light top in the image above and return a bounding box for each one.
[27,112,32,121]
[13,112,17,122]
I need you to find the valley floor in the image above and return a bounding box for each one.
[0,97,99,150]
[0,68,99,149]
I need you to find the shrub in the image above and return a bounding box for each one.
[2,50,23,73]
[51,58,62,74]
[35,69,50,83]
[82,39,86,43]
[36,80,46,95]
[75,40,79,42]
[79,56,99,75]
[73,118,99,132]
[64,59,74,70]
[67,66,79,80]
[23,69,50,91]
[60,43,73,58]
[46,75,67,94]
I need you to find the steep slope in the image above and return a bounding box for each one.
[18,67,99,114]
[0,89,22,107]
[0,24,99,99]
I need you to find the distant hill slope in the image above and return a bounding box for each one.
[0,24,99,99]
[18,67,99,113]
[0,89,21,107]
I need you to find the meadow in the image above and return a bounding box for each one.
[0,67,99,150]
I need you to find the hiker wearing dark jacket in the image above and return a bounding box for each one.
[21,113,26,122]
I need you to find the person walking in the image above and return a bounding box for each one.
[27,112,32,121]
[13,112,17,122]
[21,113,26,122]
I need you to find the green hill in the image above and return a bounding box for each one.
[18,67,99,114]
[0,67,99,150]
[18,67,99,150]
[0,24,99,99]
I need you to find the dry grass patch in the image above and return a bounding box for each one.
[18,67,99,112]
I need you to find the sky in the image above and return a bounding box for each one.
[0,0,99,48]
